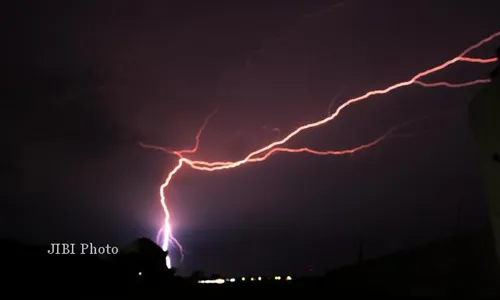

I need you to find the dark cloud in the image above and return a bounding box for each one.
[1,68,134,159]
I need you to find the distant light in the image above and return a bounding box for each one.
[286,276,292,281]
[250,277,255,281]
[241,277,246,281]
[230,278,236,282]
[258,276,262,281]
[138,271,142,276]
[274,276,281,280]
[197,279,225,284]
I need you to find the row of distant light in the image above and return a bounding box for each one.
[198,276,292,284]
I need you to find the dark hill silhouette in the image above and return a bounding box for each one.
[1,231,499,296]
[0,237,180,295]
[110,237,176,284]
[323,228,499,296]
[119,237,166,257]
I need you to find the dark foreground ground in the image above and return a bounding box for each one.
[1,228,499,297]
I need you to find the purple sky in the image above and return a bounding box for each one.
[1,0,499,276]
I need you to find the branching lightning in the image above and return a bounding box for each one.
[140,31,500,268]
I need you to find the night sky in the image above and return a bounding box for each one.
[1,0,499,276]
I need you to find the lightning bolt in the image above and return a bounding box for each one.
[139,109,217,267]
[141,31,500,268]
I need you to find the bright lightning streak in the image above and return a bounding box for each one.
[142,31,500,268]
[327,89,344,116]
[173,109,218,157]
[140,109,217,158]
[459,56,497,63]
[225,33,500,166]
[141,110,217,267]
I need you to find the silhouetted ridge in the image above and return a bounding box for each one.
[120,237,165,257]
